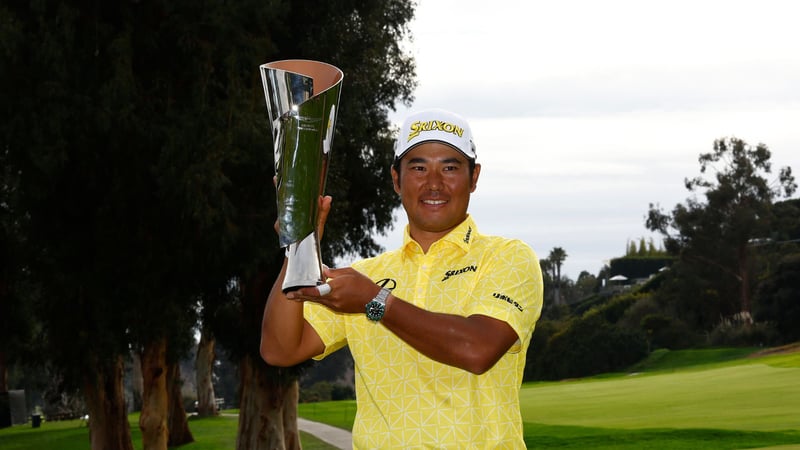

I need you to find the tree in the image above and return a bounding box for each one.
[570,271,598,302]
[647,137,796,327]
[214,2,416,448]
[752,198,800,343]
[1,1,416,448]
[627,240,637,256]
[548,247,568,305]
[195,320,219,418]
[755,253,800,343]
[0,145,35,394]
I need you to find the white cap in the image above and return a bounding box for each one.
[395,108,476,160]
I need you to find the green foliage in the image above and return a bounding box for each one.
[1,0,416,390]
[539,313,648,380]
[300,381,333,403]
[625,237,666,257]
[299,381,355,403]
[608,256,672,280]
[755,252,800,344]
[627,347,758,372]
[523,319,561,381]
[646,137,796,331]
[569,293,605,317]
[586,292,643,323]
[709,319,780,347]
[769,198,800,241]
[1,1,417,447]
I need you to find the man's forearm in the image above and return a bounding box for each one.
[260,258,308,366]
[380,294,518,375]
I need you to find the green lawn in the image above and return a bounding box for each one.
[518,351,800,449]
[297,349,800,449]
[0,414,337,450]
[2,347,799,449]
[520,353,800,431]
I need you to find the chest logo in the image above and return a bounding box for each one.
[441,264,477,282]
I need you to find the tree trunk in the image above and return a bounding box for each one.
[195,329,218,417]
[738,243,754,325]
[131,352,144,412]
[0,278,9,393]
[555,264,562,306]
[167,361,194,446]
[83,355,134,450]
[0,349,7,392]
[139,338,169,450]
[236,354,301,450]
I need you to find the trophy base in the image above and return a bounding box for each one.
[282,233,324,294]
[281,282,323,295]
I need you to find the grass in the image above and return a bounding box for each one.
[298,400,357,431]
[0,414,337,450]
[520,352,800,431]
[2,346,798,449]
[519,351,800,449]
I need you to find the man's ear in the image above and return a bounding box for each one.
[470,163,481,192]
[391,165,401,194]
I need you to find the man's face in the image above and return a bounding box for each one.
[391,142,481,244]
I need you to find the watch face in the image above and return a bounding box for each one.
[366,300,385,321]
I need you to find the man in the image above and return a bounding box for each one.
[262,108,543,449]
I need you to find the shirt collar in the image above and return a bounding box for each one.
[400,215,477,258]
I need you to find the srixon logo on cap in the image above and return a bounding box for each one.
[407,120,464,141]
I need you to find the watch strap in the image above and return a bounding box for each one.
[365,288,390,321]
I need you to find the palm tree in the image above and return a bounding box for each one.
[548,247,568,305]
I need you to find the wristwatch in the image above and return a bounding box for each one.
[365,288,390,322]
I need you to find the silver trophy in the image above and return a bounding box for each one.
[260,60,343,293]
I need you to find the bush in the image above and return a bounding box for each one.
[299,381,355,403]
[523,319,561,381]
[331,383,354,401]
[539,314,648,380]
[755,253,800,344]
[709,320,780,347]
[619,296,700,350]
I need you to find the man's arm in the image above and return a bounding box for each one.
[260,195,331,367]
[288,266,520,375]
[382,296,518,374]
[260,257,326,367]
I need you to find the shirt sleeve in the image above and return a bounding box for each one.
[304,301,348,360]
[465,239,543,352]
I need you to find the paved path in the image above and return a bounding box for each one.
[298,417,352,449]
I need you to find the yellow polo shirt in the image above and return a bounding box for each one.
[305,216,543,449]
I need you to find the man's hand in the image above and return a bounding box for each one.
[286,266,381,314]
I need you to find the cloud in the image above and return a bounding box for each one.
[377,0,800,279]
[408,62,800,119]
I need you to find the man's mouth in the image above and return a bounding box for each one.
[422,199,446,205]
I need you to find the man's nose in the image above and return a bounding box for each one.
[426,171,442,191]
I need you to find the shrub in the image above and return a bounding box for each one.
[299,381,355,403]
[540,314,648,380]
[709,320,780,347]
[523,319,561,381]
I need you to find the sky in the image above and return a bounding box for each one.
[375,0,800,279]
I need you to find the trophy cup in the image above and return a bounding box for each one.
[260,60,343,293]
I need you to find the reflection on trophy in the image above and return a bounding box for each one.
[260,60,343,293]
